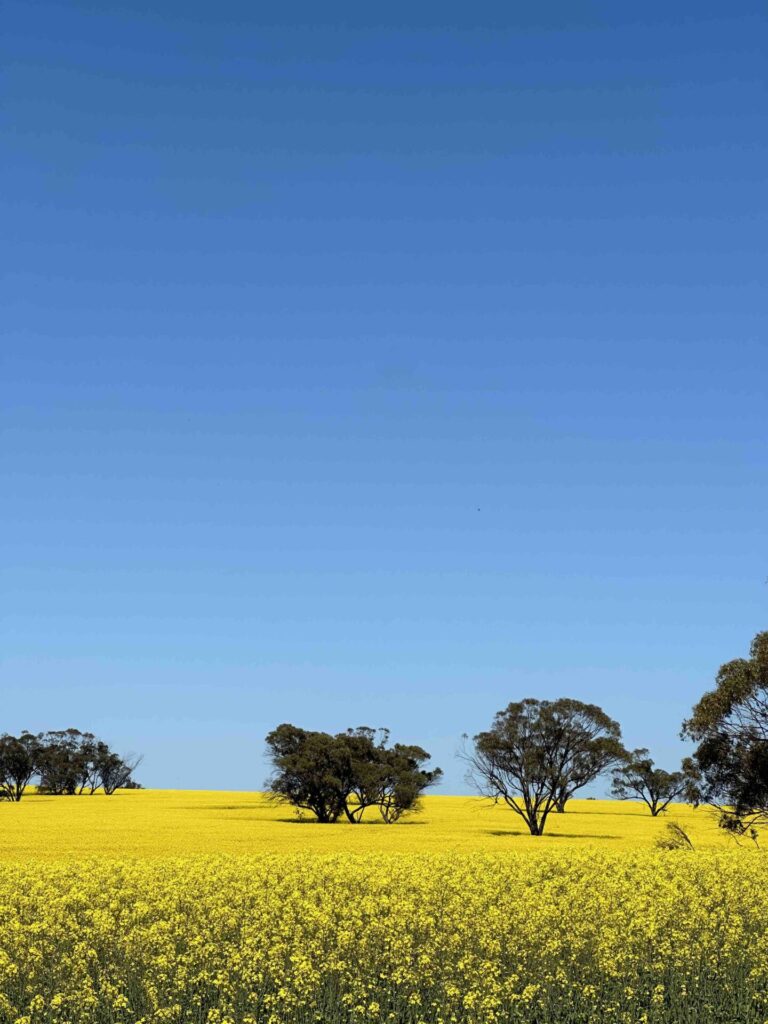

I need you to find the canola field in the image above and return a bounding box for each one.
[1,792,766,1024]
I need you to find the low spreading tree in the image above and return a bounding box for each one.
[265,724,350,822]
[364,738,442,823]
[465,698,625,836]
[265,724,441,823]
[610,749,689,816]
[682,629,768,837]
[340,727,388,822]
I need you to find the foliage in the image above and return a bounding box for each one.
[0,729,141,799]
[0,733,39,802]
[465,698,625,835]
[611,749,690,816]
[35,729,101,795]
[92,745,142,795]
[376,741,442,822]
[265,724,441,823]
[655,821,695,850]
[683,630,768,834]
[265,723,350,822]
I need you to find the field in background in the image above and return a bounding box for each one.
[0,789,734,859]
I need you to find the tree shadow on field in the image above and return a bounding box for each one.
[578,808,690,818]
[186,805,259,812]
[277,818,428,826]
[488,830,622,840]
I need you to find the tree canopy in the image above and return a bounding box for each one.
[465,698,625,835]
[610,749,689,816]
[0,729,141,801]
[265,724,441,823]
[0,733,40,802]
[682,630,768,836]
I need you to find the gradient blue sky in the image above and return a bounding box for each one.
[3,2,766,792]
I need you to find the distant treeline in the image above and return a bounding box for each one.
[263,706,692,833]
[265,629,768,839]
[0,729,142,801]
[3,631,766,841]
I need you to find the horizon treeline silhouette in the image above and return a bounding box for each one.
[0,729,142,801]
[3,631,765,839]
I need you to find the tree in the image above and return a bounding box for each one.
[551,702,626,812]
[372,742,443,823]
[266,724,354,823]
[610,749,689,815]
[265,724,441,823]
[339,727,388,823]
[93,744,143,795]
[34,730,141,795]
[339,728,442,823]
[682,630,768,836]
[465,698,624,836]
[0,733,39,801]
[35,729,98,795]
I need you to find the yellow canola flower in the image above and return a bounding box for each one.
[0,791,765,1023]
[0,789,739,860]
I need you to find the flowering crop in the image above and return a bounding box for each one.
[0,791,734,860]
[0,793,765,1024]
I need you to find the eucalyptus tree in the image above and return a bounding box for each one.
[683,630,768,838]
[0,733,40,801]
[265,724,441,823]
[610,750,689,815]
[465,698,625,836]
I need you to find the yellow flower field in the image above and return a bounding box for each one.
[0,790,738,859]
[1,792,766,1024]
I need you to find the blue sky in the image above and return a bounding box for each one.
[3,2,766,792]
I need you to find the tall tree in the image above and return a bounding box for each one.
[549,700,626,812]
[682,630,768,836]
[610,749,689,816]
[465,698,624,836]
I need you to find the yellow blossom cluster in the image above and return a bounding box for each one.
[0,850,766,1024]
[0,792,765,1023]
[0,790,735,860]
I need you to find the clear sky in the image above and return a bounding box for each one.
[3,2,766,792]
